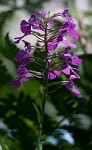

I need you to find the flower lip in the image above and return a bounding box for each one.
[10,78,21,88]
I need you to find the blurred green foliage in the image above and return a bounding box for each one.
[0,0,92,150]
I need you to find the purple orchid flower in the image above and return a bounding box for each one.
[62,38,77,48]
[14,50,31,62]
[65,75,83,98]
[48,39,59,52]
[61,50,82,77]
[61,63,80,79]
[20,13,37,34]
[22,40,34,52]
[14,35,25,44]
[20,20,31,35]
[40,11,47,18]
[48,69,61,80]
[16,66,27,75]
[61,8,69,18]
[10,9,83,98]
[10,77,28,88]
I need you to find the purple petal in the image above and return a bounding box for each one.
[69,31,79,40]
[72,86,83,98]
[48,40,58,51]
[21,25,31,34]
[20,20,29,26]
[40,11,47,18]
[24,72,33,78]
[59,28,68,37]
[14,50,26,62]
[39,24,44,30]
[22,58,31,67]
[28,13,37,25]
[22,40,30,46]
[32,25,41,30]
[54,70,61,76]
[71,56,82,66]
[20,77,28,82]
[63,46,71,55]
[48,72,56,80]
[23,53,31,59]
[48,19,54,24]
[61,8,69,18]
[70,29,78,34]
[14,36,25,44]
[64,53,71,57]
[22,40,34,52]
[62,66,70,75]
[63,22,69,28]
[57,35,63,42]
[62,39,77,48]
[10,79,21,88]
[68,17,76,29]
[68,22,76,30]
[65,82,73,89]
[14,39,20,44]
[16,67,26,75]
[69,75,77,82]
[70,67,80,79]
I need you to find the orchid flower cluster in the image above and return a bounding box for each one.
[10,8,83,98]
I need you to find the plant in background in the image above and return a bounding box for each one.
[10,8,83,150]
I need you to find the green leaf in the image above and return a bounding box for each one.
[80,54,92,80]
[0,33,19,60]
[0,59,12,87]
[84,11,92,17]
[32,103,42,124]
[19,116,38,134]
[35,144,42,150]
[0,142,9,150]
[0,10,13,31]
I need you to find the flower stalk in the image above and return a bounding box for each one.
[10,9,83,150]
[36,22,48,150]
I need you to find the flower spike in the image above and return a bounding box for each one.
[10,8,83,98]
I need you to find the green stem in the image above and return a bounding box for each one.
[48,81,68,87]
[36,23,48,150]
